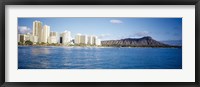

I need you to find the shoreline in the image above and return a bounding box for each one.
[18,45,182,48]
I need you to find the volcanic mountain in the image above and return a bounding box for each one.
[101,36,178,47]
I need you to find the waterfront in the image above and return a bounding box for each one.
[18,46,182,69]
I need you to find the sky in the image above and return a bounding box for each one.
[18,18,182,41]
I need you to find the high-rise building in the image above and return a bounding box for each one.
[48,31,58,44]
[92,36,97,45]
[75,34,81,44]
[19,33,37,44]
[50,32,58,37]
[48,36,57,44]
[24,33,38,44]
[87,36,93,45]
[65,30,71,43]
[26,33,32,41]
[75,34,100,45]
[41,25,50,43]
[30,36,38,44]
[32,20,42,42]
[60,37,63,44]
[20,34,28,43]
[18,34,20,42]
[80,35,88,44]
[60,30,71,45]
[96,39,101,45]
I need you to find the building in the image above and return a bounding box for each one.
[80,35,88,44]
[64,30,71,43]
[21,20,102,46]
[20,33,38,44]
[96,39,101,45]
[20,35,25,43]
[87,36,93,45]
[41,25,50,43]
[18,34,20,42]
[92,36,97,45]
[20,34,28,43]
[74,34,100,45]
[48,36,57,44]
[48,31,58,44]
[50,31,58,37]
[60,37,63,44]
[60,30,71,45]
[32,20,42,42]
[30,36,38,44]
[26,33,32,41]
[75,33,81,44]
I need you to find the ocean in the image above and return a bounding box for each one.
[18,46,182,69]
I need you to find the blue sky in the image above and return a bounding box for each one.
[18,18,182,41]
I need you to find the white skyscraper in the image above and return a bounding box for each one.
[92,36,97,45]
[41,25,50,43]
[48,36,57,44]
[75,34,99,45]
[32,20,42,42]
[75,33,81,44]
[48,31,58,44]
[87,36,93,45]
[18,34,20,42]
[80,35,88,44]
[26,33,32,41]
[65,30,71,43]
[50,32,58,37]
[30,36,38,43]
[60,30,71,45]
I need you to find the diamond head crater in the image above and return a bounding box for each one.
[101,36,181,48]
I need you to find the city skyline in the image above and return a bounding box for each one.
[18,20,101,46]
[18,18,182,41]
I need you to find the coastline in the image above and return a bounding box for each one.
[18,45,182,48]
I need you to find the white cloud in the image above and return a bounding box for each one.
[18,26,32,34]
[110,20,123,24]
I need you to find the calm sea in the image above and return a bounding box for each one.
[18,46,182,69]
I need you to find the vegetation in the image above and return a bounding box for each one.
[18,40,33,45]
[18,41,100,47]
[18,42,23,45]
[25,40,33,45]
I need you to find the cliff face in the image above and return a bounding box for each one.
[101,36,171,47]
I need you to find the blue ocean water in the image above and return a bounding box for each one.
[18,46,182,69]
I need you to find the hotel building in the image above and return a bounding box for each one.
[87,36,93,45]
[75,34,101,45]
[32,20,42,42]
[75,34,81,44]
[60,30,71,45]
[48,31,58,44]
[30,36,38,43]
[92,36,97,45]
[80,35,88,44]
[19,20,101,46]
[48,36,57,44]
[41,25,50,43]
[19,34,29,43]
[18,34,20,42]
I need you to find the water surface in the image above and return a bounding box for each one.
[18,46,182,69]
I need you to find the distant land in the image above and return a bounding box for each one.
[101,36,181,48]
